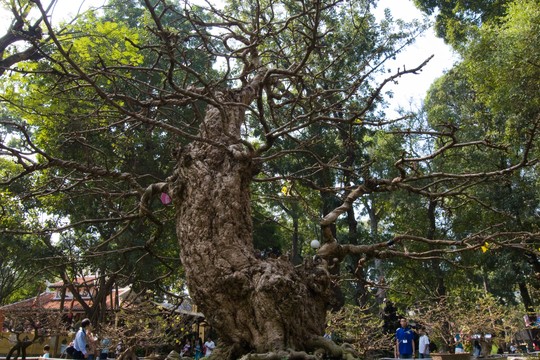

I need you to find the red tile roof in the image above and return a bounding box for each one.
[0,286,130,313]
[48,276,99,288]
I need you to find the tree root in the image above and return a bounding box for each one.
[307,336,360,360]
[227,337,359,360]
[236,350,319,360]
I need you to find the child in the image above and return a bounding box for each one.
[41,345,51,359]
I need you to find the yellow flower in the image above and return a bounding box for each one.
[481,242,489,253]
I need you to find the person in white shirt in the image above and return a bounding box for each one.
[41,345,51,359]
[203,337,216,357]
[418,327,430,358]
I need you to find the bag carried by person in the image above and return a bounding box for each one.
[65,346,75,356]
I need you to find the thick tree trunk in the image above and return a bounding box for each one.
[170,88,333,358]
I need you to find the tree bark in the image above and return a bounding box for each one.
[427,200,446,297]
[170,85,333,358]
[519,282,534,321]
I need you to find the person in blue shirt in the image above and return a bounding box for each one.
[74,318,92,359]
[455,332,464,353]
[395,318,415,359]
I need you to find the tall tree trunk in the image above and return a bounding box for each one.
[170,86,332,358]
[346,207,367,307]
[365,195,386,304]
[291,211,302,265]
[427,200,446,297]
[519,282,535,321]
[280,203,302,265]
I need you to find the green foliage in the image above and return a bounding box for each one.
[413,0,510,45]
[0,230,46,305]
[463,0,540,125]
[385,0,540,313]
[0,0,217,312]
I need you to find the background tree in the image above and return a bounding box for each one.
[2,302,66,360]
[413,0,510,45]
[1,0,187,324]
[391,0,540,314]
[325,304,393,359]
[1,127,48,305]
[99,294,197,360]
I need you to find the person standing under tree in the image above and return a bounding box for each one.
[99,338,111,360]
[395,318,415,359]
[418,327,430,358]
[203,337,216,357]
[455,332,464,354]
[194,338,203,360]
[73,318,91,359]
[86,329,98,360]
[40,345,51,359]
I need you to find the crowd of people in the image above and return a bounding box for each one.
[32,314,538,359]
[394,317,534,359]
[394,318,432,359]
[52,318,217,360]
[60,318,103,360]
[178,336,215,359]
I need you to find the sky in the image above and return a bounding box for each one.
[373,0,459,112]
[1,0,458,112]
